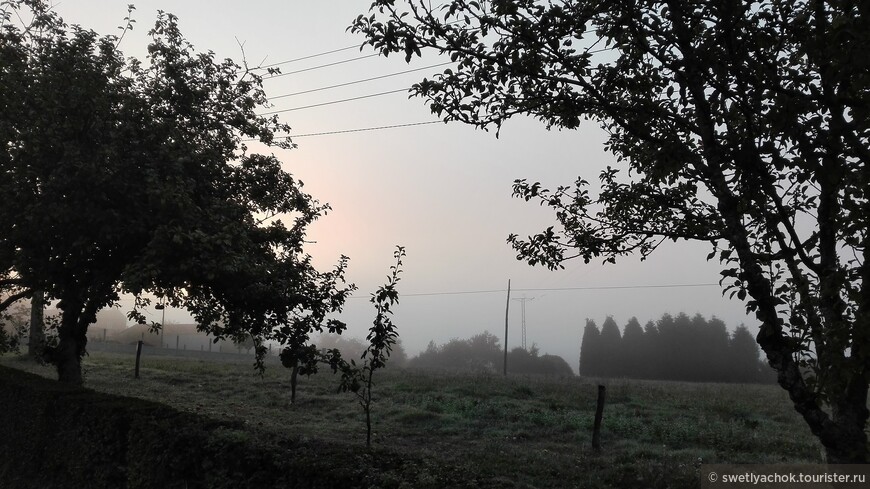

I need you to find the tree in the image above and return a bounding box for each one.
[579,319,600,376]
[598,316,622,377]
[507,345,534,374]
[538,353,575,377]
[703,316,733,382]
[0,296,26,354]
[410,340,442,369]
[731,324,764,383]
[352,0,870,463]
[655,313,681,379]
[621,317,645,378]
[325,246,405,448]
[1,1,352,384]
[466,330,503,371]
[28,291,44,358]
[641,320,661,379]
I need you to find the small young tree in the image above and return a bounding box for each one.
[279,341,321,404]
[326,246,405,448]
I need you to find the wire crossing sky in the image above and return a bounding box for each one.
[50,0,755,371]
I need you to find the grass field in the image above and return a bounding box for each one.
[1,351,823,488]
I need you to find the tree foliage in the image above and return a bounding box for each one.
[352,0,870,463]
[580,313,772,383]
[598,316,622,377]
[578,319,600,376]
[324,246,406,448]
[0,1,352,383]
[0,298,25,354]
[408,330,573,376]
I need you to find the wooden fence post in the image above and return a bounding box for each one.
[592,384,606,451]
[134,340,143,379]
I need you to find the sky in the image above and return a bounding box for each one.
[46,0,756,371]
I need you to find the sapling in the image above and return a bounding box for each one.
[327,246,405,448]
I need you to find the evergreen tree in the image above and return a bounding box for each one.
[579,319,600,377]
[656,313,680,379]
[731,325,763,383]
[621,317,645,379]
[704,316,732,382]
[599,316,622,377]
[683,313,708,381]
[642,320,660,379]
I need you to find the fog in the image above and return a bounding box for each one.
[53,0,754,372]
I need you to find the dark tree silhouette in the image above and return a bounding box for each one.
[1,1,352,383]
[538,354,575,377]
[641,321,660,379]
[656,314,680,379]
[352,0,870,462]
[582,313,773,385]
[731,325,764,383]
[409,331,571,376]
[579,319,600,376]
[411,340,443,370]
[621,317,645,378]
[598,316,622,377]
[704,316,733,382]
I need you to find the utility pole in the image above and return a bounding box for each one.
[512,296,534,350]
[503,279,511,376]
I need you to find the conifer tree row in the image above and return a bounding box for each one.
[579,314,772,383]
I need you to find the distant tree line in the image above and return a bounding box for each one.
[580,313,774,383]
[408,331,573,377]
[313,333,408,368]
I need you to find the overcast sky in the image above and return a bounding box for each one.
[50,0,755,371]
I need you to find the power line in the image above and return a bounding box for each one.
[258,88,410,115]
[268,62,454,100]
[346,283,720,299]
[263,53,381,80]
[258,44,359,69]
[290,120,441,137]
[256,36,614,75]
[243,121,443,141]
[516,283,719,292]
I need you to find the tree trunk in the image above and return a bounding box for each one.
[365,399,372,449]
[55,333,84,384]
[54,305,87,385]
[290,364,298,403]
[27,289,44,358]
[823,397,869,464]
[824,428,868,464]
